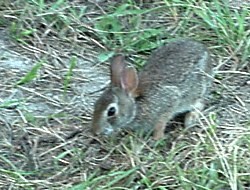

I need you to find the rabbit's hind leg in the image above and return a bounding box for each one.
[184,99,204,128]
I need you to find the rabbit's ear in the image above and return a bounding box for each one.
[121,66,139,94]
[110,54,126,87]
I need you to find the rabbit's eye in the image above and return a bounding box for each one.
[107,107,116,117]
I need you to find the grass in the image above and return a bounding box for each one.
[0,0,249,189]
[63,56,77,94]
[15,60,43,86]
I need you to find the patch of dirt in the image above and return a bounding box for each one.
[0,29,111,188]
[229,0,250,8]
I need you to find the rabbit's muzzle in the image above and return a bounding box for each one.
[92,121,114,136]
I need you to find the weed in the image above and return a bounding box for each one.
[16,61,43,86]
[63,56,77,93]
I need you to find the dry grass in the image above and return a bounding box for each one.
[0,0,249,189]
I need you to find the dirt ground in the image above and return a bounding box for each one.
[0,28,110,188]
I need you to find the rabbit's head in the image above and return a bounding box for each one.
[92,55,139,135]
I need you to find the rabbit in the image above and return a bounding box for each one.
[91,39,213,140]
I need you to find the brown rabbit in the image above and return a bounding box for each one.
[91,39,213,140]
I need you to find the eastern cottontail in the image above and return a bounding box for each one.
[92,39,213,140]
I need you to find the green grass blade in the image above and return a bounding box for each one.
[63,56,77,92]
[104,167,138,188]
[0,99,21,109]
[15,61,43,86]
[97,51,115,63]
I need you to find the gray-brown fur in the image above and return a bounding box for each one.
[91,39,214,139]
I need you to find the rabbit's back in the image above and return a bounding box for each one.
[137,39,212,95]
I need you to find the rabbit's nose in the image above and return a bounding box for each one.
[92,122,114,136]
[93,128,113,136]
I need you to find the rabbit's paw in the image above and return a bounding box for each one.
[153,120,166,140]
[184,111,199,128]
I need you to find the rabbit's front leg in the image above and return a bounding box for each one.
[153,121,165,140]
[153,114,172,140]
[152,87,180,140]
